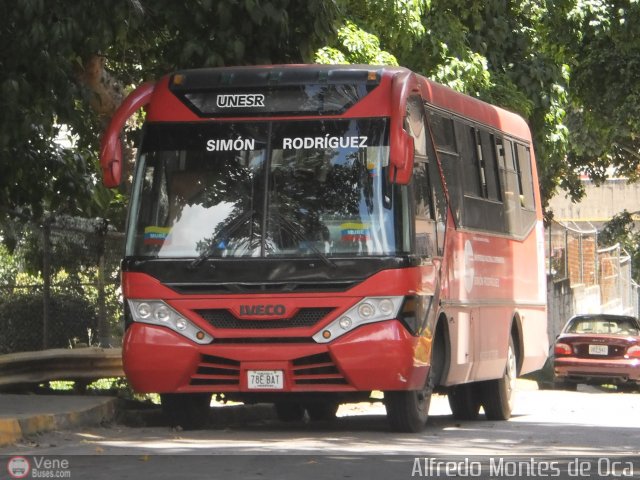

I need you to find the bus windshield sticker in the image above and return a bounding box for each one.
[340,222,370,242]
[144,226,170,245]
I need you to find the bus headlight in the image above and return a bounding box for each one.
[128,300,213,345]
[313,296,404,343]
[136,302,152,319]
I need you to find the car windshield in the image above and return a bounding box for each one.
[565,316,640,335]
[126,119,410,259]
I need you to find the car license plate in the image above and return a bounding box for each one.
[248,370,284,389]
[588,344,608,355]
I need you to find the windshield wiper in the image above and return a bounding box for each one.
[271,212,337,269]
[188,210,255,269]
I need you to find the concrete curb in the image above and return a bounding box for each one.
[0,396,117,447]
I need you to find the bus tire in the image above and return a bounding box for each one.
[160,392,211,430]
[481,336,517,420]
[385,387,431,433]
[385,326,445,432]
[274,401,306,422]
[305,401,339,421]
[448,383,481,420]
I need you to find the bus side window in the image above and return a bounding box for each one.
[481,131,502,202]
[405,95,427,159]
[461,126,502,202]
[413,162,435,257]
[407,96,435,258]
[498,138,521,234]
[465,127,486,198]
[515,144,535,210]
[429,111,460,229]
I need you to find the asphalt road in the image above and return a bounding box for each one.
[1,381,638,479]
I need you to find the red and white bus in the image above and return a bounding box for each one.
[101,65,548,432]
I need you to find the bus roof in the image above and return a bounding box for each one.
[417,75,532,142]
[148,64,531,141]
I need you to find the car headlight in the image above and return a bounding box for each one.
[313,296,404,343]
[128,300,213,345]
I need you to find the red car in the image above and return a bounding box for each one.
[554,314,640,390]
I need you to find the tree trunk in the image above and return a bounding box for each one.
[77,54,124,125]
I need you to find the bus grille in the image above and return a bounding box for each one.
[196,307,334,329]
[189,352,349,387]
[189,354,240,386]
[291,352,348,385]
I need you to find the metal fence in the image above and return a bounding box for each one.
[546,220,598,286]
[0,215,124,354]
[546,220,639,320]
[599,244,639,316]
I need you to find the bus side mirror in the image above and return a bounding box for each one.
[389,70,418,184]
[100,82,155,188]
[100,132,123,188]
[389,129,414,184]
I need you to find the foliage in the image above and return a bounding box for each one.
[562,2,640,186]
[0,244,20,289]
[0,0,340,222]
[315,21,398,65]
[0,291,98,354]
[316,0,428,64]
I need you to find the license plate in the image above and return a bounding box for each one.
[589,344,608,355]
[248,370,284,389]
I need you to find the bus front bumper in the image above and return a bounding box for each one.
[122,320,429,394]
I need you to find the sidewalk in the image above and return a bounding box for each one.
[0,394,117,447]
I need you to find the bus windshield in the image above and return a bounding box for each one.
[126,118,410,259]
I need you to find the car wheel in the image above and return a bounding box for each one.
[617,383,638,393]
[555,381,578,391]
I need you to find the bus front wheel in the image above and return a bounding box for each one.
[481,337,517,420]
[385,329,444,432]
[160,392,212,430]
[384,384,431,433]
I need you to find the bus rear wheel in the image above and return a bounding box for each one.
[481,337,517,420]
[305,401,339,421]
[448,383,481,420]
[160,392,212,430]
[274,401,306,422]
